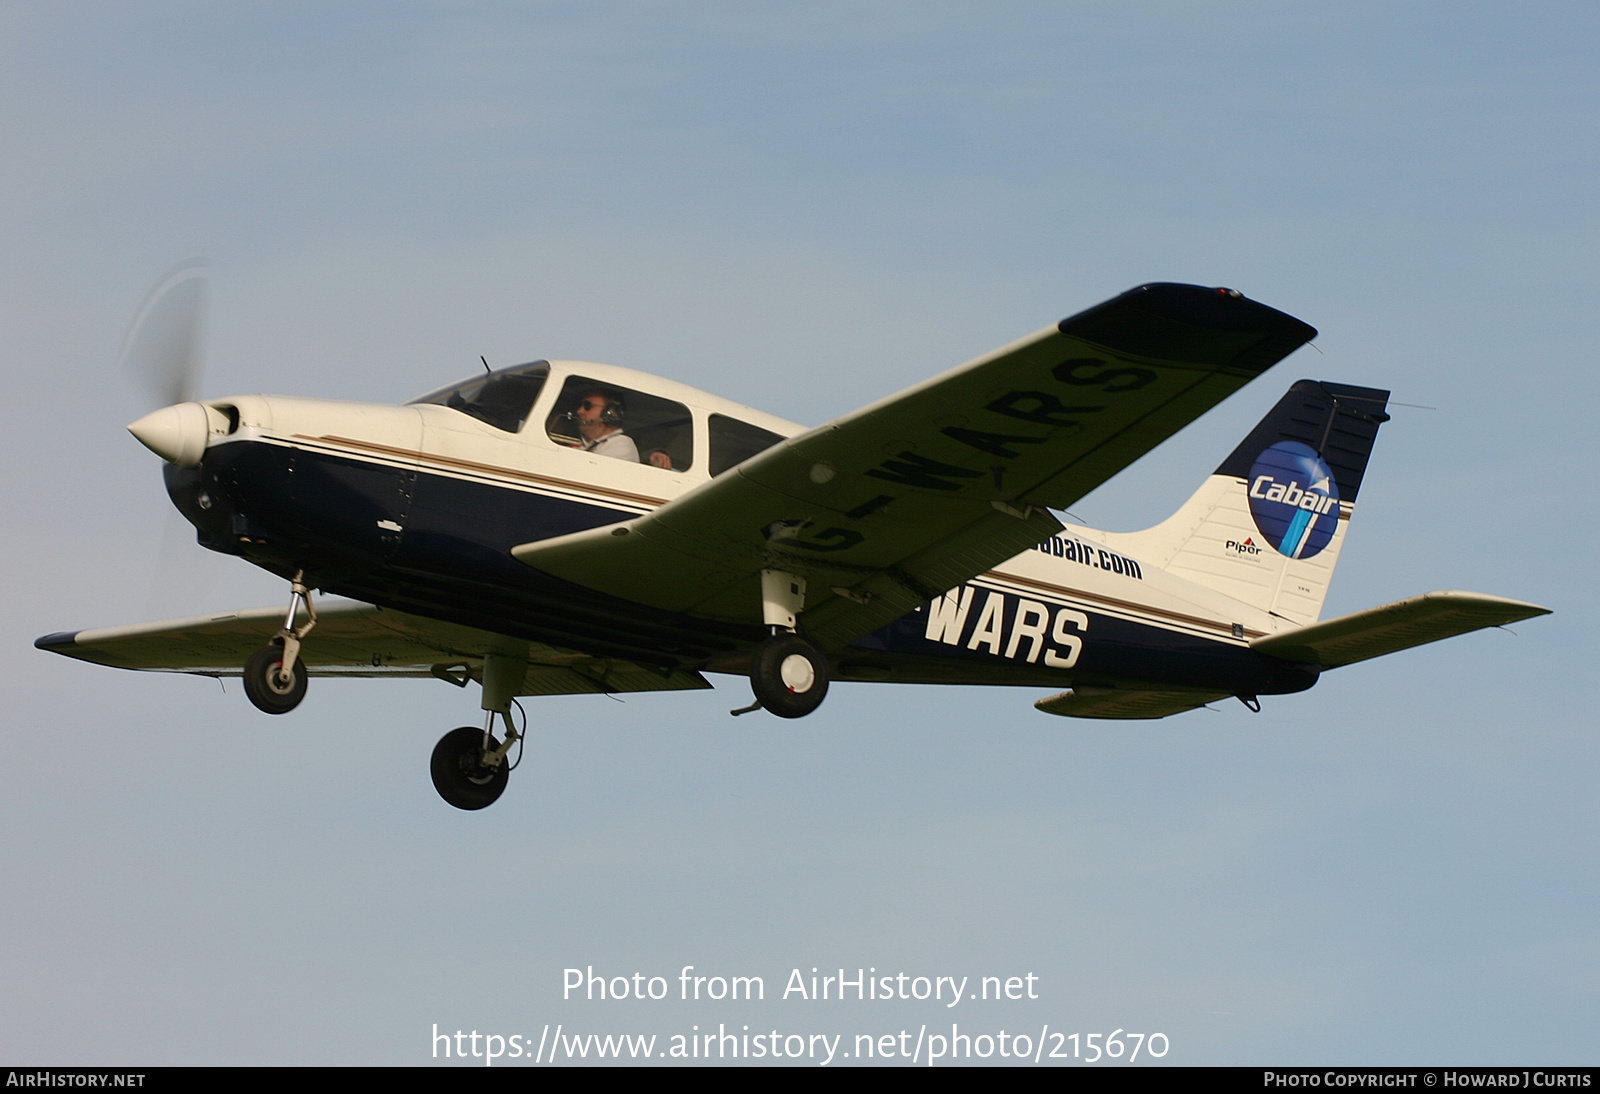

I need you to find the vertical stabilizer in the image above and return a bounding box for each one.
[1104,380,1390,626]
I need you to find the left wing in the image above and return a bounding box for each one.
[515,283,1316,651]
[35,600,710,696]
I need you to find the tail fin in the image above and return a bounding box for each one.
[1104,380,1390,626]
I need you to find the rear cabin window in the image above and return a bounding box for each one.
[545,377,694,472]
[407,361,549,434]
[708,414,785,477]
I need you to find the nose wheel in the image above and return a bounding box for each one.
[242,642,308,714]
[242,570,317,715]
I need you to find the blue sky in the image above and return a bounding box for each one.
[1,3,1594,1064]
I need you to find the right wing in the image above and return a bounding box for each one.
[35,599,709,697]
[515,283,1317,652]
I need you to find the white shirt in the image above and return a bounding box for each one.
[584,430,640,463]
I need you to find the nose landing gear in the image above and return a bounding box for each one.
[242,643,307,714]
[243,571,317,715]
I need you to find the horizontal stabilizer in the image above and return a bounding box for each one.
[1034,687,1230,720]
[1250,590,1550,669]
[35,600,710,696]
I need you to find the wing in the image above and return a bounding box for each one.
[35,599,709,696]
[515,283,1316,652]
[1249,590,1551,670]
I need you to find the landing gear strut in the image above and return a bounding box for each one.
[243,571,316,715]
[741,569,830,718]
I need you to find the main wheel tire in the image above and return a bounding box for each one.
[430,726,510,810]
[242,643,308,715]
[750,634,829,718]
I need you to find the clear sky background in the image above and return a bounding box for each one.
[1,2,1594,1066]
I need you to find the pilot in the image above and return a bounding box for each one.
[573,387,640,462]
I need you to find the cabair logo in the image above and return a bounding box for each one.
[1247,441,1340,559]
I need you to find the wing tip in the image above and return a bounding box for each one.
[1057,282,1318,371]
[34,631,79,652]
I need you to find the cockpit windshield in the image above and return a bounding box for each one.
[407,361,550,433]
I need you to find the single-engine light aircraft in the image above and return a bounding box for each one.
[38,282,1549,809]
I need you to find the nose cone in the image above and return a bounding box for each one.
[128,402,210,467]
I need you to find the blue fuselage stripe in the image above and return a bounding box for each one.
[180,440,1316,694]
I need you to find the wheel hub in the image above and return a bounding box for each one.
[779,653,815,693]
[459,751,499,785]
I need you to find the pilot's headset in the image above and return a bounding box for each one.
[568,388,626,425]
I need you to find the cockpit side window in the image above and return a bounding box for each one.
[709,414,785,477]
[546,376,695,472]
[407,361,550,433]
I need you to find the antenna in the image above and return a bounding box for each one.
[480,355,491,376]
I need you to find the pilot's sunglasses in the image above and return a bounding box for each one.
[579,400,606,410]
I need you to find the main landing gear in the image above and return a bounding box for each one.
[734,569,830,719]
[430,647,525,811]
[430,725,512,811]
[235,567,832,806]
[243,571,316,715]
[749,633,829,718]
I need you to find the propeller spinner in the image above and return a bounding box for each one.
[122,258,210,465]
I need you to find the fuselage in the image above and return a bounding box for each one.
[153,359,1318,699]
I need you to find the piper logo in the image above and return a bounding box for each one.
[1246,441,1340,559]
[1225,537,1263,556]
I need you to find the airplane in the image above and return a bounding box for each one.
[36,280,1550,810]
